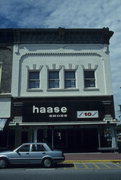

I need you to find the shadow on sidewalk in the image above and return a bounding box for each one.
[6,163,74,169]
[55,163,74,168]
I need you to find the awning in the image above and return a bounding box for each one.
[0,118,7,131]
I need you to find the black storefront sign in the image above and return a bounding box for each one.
[22,100,104,122]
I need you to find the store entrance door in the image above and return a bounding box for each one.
[37,129,67,150]
[53,130,67,150]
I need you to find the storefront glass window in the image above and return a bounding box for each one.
[100,127,112,147]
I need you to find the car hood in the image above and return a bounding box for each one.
[0,151,13,154]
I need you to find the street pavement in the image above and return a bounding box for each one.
[1,152,121,180]
[1,153,121,180]
[1,164,121,180]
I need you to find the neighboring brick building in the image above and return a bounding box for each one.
[0,32,13,148]
[0,28,118,152]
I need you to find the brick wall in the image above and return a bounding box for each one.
[0,46,13,93]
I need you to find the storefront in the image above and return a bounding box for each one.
[8,96,117,152]
[0,96,12,150]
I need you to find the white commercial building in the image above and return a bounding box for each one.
[0,28,118,152]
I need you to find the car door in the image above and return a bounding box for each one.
[14,144,31,164]
[29,144,47,164]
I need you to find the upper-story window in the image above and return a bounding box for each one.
[48,71,59,88]
[84,70,95,88]
[28,71,40,89]
[64,70,76,88]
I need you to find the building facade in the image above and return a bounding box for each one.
[0,28,118,152]
[0,31,13,149]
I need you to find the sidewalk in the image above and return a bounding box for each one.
[64,152,121,162]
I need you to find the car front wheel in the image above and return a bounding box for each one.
[0,159,8,168]
[42,158,53,168]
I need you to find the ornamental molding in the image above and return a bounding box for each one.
[26,65,43,71]
[81,64,98,70]
[19,52,102,62]
[25,52,101,56]
[46,64,79,70]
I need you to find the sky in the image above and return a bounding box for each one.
[0,0,121,120]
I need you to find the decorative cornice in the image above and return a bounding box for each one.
[0,28,114,45]
[20,52,102,61]
[27,52,101,56]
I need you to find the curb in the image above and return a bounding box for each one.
[63,160,121,163]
